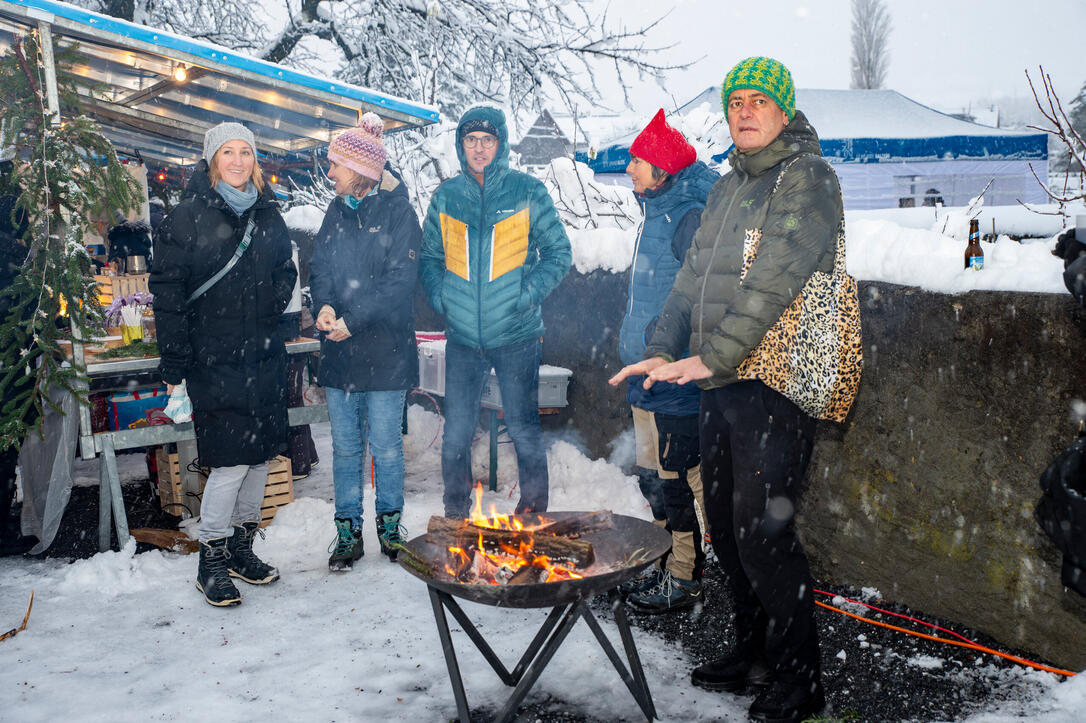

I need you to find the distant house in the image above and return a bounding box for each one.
[513,110,572,169]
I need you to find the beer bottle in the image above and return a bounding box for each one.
[964,219,984,270]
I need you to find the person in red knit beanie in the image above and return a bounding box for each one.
[616,109,719,614]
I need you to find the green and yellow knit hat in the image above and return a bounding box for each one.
[721,56,795,121]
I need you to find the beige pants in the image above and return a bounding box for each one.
[632,407,704,580]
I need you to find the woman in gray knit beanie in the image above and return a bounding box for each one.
[150,120,297,607]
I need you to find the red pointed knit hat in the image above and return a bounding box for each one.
[628,109,696,175]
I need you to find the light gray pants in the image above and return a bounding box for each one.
[197,462,268,541]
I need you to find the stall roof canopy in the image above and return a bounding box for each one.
[0,0,439,166]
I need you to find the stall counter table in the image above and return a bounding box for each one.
[75,338,325,552]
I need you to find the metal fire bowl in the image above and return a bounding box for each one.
[398,512,671,608]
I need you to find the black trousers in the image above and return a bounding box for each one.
[700,380,820,682]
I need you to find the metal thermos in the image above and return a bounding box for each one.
[126,255,147,274]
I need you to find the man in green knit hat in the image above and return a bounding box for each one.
[611,56,862,722]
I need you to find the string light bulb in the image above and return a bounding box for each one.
[172,63,188,83]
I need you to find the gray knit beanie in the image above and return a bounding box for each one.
[203,122,255,162]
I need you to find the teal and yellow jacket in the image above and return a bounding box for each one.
[420,106,571,350]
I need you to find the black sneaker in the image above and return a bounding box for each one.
[691,650,772,693]
[628,570,703,613]
[196,537,242,607]
[748,678,825,723]
[328,518,363,572]
[227,522,280,585]
[377,511,406,561]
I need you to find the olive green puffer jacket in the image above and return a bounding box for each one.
[645,111,843,389]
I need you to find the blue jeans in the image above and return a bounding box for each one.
[442,337,548,517]
[325,387,407,525]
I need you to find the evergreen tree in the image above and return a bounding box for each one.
[0,34,141,449]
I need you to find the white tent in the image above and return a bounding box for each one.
[582,89,1049,211]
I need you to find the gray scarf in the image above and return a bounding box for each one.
[216,180,259,216]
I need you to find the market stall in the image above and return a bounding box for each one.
[0,0,439,552]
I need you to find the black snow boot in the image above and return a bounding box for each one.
[196,537,242,607]
[227,522,280,585]
[748,677,825,723]
[690,649,772,693]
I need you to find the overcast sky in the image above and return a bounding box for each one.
[598,0,1085,116]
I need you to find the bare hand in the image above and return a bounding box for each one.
[325,327,350,342]
[645,355,712,388]
[609,357,667,387]
[315,308,336,332]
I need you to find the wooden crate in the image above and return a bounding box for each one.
[260,455,294,527]
[155,451,294,526]
[95,273,149,306]
[155,448,207,517]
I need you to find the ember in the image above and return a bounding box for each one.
[426,485,614,585]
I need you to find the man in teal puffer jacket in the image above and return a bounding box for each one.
[420,106,571,517]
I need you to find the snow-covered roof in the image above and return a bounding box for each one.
[583,88,1047,173]
[0,0,439,167]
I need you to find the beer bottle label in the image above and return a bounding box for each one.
[967,255,984,270]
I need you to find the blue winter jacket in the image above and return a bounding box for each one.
[309,169,421,392]
[619,161,719,415]
[420,106,572,350]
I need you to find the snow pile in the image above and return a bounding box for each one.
[846,220,1065,294]
[282,203,325,233]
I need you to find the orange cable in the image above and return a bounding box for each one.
[815,600,1076,677]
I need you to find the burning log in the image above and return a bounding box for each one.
[534,510,613,538]
[426,516,596,568]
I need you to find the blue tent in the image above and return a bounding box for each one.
[580,89,1049,209]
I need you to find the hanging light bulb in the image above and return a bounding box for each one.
[172,63,188,83]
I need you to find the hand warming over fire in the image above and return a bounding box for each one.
[608,356,667,386]
[644,355,712,387]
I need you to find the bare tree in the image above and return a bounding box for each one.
[1021,67,1085,219]
[850,0,891,90]
[78,0,681,119]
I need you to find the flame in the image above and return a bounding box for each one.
[446,484,583,584]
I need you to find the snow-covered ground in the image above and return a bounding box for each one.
[1,407,1082,722]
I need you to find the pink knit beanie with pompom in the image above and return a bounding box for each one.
[327,112,386,182]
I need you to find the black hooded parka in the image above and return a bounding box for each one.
[150,160,297,467]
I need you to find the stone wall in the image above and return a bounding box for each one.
[801,283,1086,670]
[417,268,1086,668]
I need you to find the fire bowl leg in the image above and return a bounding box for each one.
[425,586,657,723]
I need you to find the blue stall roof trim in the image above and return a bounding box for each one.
[7,0,439,123]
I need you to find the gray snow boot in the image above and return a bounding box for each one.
[196,537,242,607]
[227,522,280,585]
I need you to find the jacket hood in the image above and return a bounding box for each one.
[729,110,822,177]
[641,160,720,211]
[182,159,279,209]
[455,105,510,181]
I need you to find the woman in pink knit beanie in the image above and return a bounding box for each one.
[310,112,423,571]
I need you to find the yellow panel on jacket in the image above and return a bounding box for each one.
[490,208,529,281]
[440,213,469,281]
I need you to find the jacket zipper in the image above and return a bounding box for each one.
[696,172,748,343]
[626,197,646,318]
[477,172,486,351]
